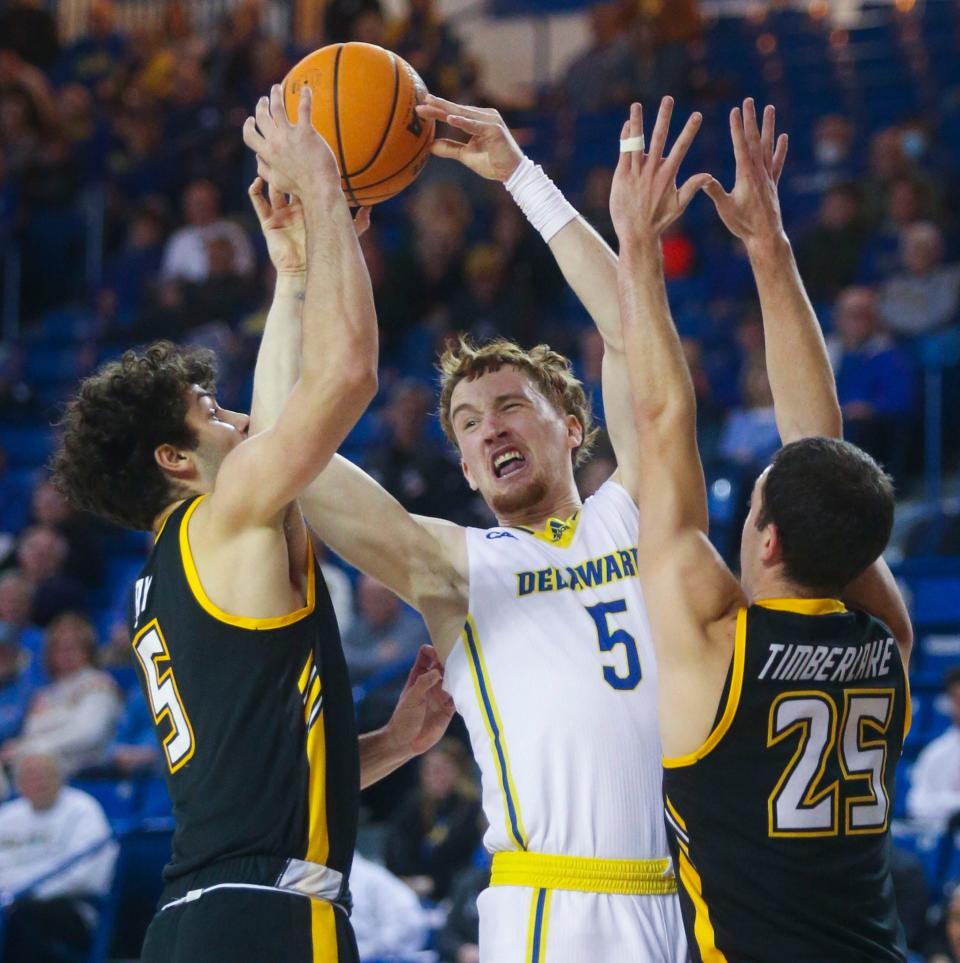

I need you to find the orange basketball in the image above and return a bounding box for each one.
[282,43,435,206]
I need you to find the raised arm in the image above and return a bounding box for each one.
[243,130,467,648]
[416,93,654,497]
[207,84,378,530]
[705,101,910,653]
[702,100,841,443]
[610,100,709,542]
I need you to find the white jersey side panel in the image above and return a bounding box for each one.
[444,479,669,860]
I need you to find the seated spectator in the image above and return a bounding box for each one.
[879,222,960,337]
[366,378,469,522]
[1,614,121,776]
[79,687,161,779]
[30,478,104,590]
[342,575,429,684]
[15,525,87,627]
[907,667,960,829]
[385,739,483,900]
[100,203,167,317]
[161,178,255,283]
[350,852,429,961]
[0,622,33,745]
[387,0,471,101]
[555,1,632,113]
[437,855,491,963]
[181,234,259,329]
[926,883,960,963]
[456,242,537,346]
[0,752,117,963]
[0,572,42,659]
[715,357,780,473]
[826,286,915,481]
[787,114,857,205]
[796,183,867,304]
[857,177,934,283]
[55,0,129,95]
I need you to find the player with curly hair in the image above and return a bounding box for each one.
[52,87,453,963]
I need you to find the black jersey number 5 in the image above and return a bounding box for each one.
[132,619,196,773]
[767,688,894,838]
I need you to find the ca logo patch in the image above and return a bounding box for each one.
[486,531,517,540]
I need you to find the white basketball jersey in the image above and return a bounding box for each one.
[444,479,670,861]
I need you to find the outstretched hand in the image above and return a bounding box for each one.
[609,97,711,249]
[248,177,371,276]
[386,645,455,759]
[415,94,524,182]
[242,84,341,197]
[701,98,789,250]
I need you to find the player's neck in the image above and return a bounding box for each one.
[495,489,582,531]
[750,573,840,604]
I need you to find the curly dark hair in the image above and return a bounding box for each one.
[52,341,217,531]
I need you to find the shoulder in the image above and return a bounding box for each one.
[61,787,109,822]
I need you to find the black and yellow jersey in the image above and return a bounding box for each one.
[662,598,910,963]
[128,495,358,897]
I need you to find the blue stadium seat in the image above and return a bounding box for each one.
[70,779,140,823]
[0,426,55,470]
[917,633,960,680]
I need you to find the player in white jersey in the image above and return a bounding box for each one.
[245,89,708,961]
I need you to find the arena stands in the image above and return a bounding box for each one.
[0,0,959,959]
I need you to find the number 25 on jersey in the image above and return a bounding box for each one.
[132,619,196,773]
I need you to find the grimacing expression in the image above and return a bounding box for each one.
[449,367,582,519]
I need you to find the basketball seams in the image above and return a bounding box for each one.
[331,44,360,207]
[346,53,401,179]
[349,124,434,201]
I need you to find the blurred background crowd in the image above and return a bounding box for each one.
[0,0,959,960]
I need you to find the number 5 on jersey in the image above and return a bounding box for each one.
[586,600,642,690]
[132,619,196,773]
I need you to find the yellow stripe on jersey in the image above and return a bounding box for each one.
[304,694,329,865]
[310,899,338,961]
[663,608,748,769]
[462,616,528,850]
[299,652,315,696]
[754,597,847,615]
[677,846,728,963]
[180,496,317,629]
[665,795,687,832]
[492,852,676,895]
[524,888,552,963]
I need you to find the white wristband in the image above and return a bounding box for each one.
[504,156,578,244]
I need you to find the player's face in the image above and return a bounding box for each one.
[450,367,581,520]
[185,386,250,479]
[739,468,771,595]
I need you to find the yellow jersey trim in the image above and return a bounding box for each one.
[663,608,748,769]
[180,495,316,629]
[513,511,581,548]
[462,616,528,850]
[309,899,338,961]
[677,846,729,962]
[665,795,687,832]
[754,597,847,615]
[492,852,677,895]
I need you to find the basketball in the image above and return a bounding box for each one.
[282,43,435,206]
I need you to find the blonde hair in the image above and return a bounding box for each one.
[437,337,598,467]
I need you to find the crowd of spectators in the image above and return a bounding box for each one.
[0,0,959,959]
